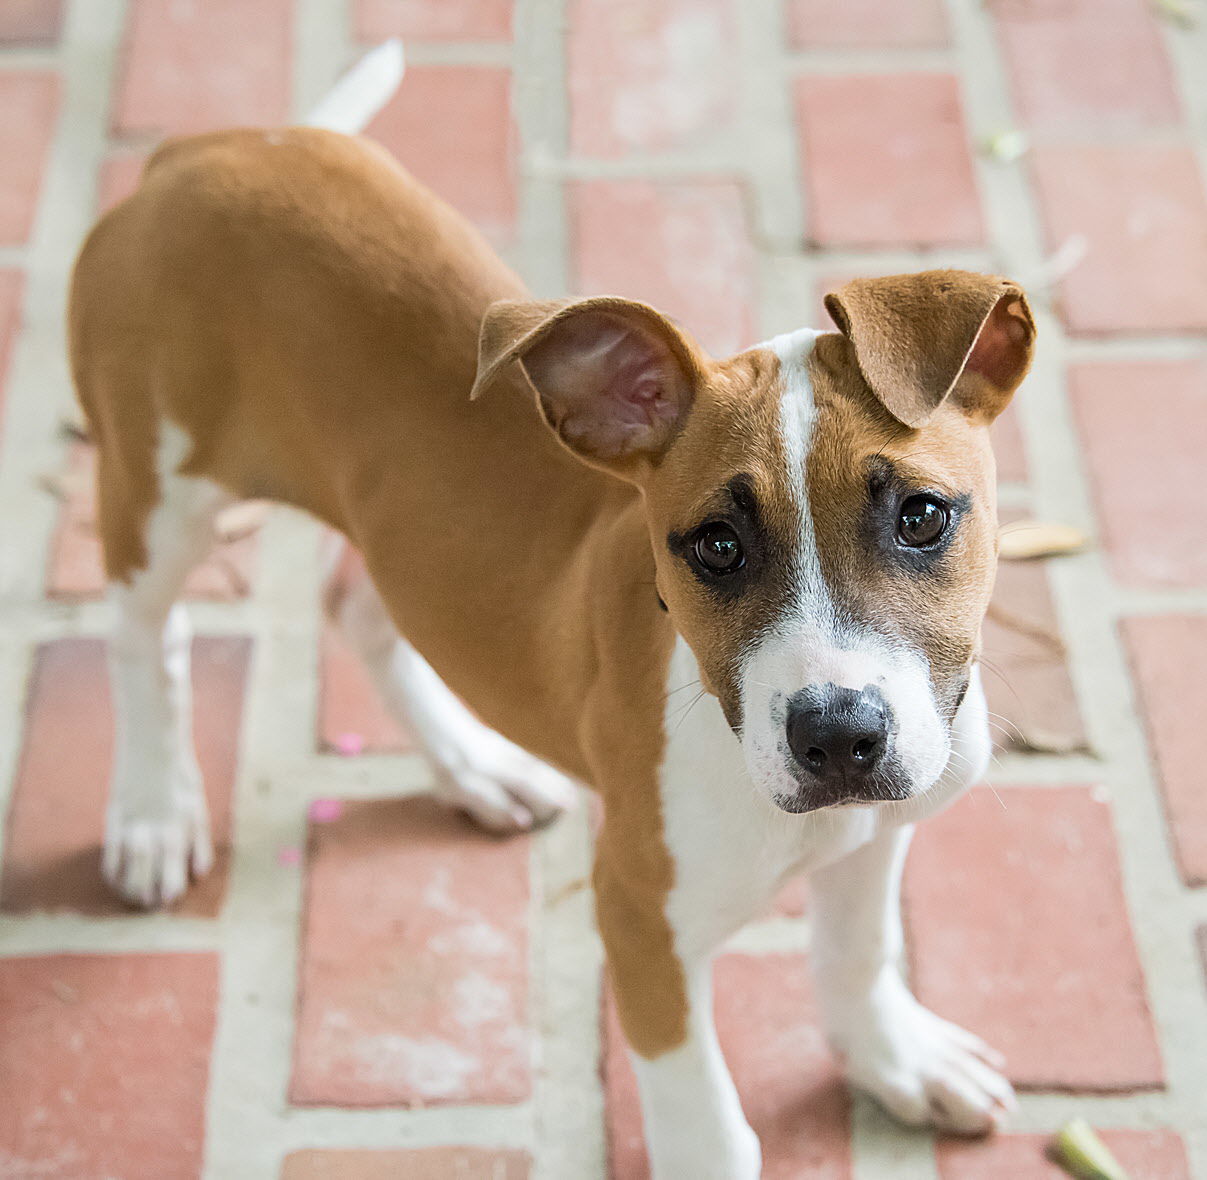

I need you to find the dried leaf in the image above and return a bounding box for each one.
[1049,1119,1131,1180]
[35,468,90,502]
[1154,0,1199,28]
[999,520,1087,561]
[981,128,1029,163]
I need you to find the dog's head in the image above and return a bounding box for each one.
[472,270,1034,813]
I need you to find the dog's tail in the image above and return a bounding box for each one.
[304,39,405,134]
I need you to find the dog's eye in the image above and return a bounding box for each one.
[897,495,948,548]
[693,522,744,574]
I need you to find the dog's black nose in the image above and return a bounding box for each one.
[786,684,889,780]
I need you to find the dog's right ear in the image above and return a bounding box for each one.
[470,296,703,479]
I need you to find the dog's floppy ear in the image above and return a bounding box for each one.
[823,270,1035,428]
[470,295,702,477]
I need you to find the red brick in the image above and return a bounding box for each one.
[98,149,148,213]
[283,1148,530,1179]
[319,623,409,753]
[0,72,59,246]
[0,0,62,44]
[367,66,516,246]
[795,74,983,248]
[905,786,1163,1090]
[114,0,292,137]
[0,636,249,916]
[290,796,531,1106]
[787,0,946,49]
[1071,359,1207,587]
[982,510,1084,755]
[994,0,1178,134]
[1030,144,1207,335]
[570,178,756,356]
[0,952,219,1179]
[46,443,257,600]
[568,0,738,159]
[604,954,852,1179]
[937,1128,1191,1179]
[0,269,24,428]
[356,0,512,41]
[1122,615,1207,886]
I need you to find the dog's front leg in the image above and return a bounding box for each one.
[596,848,761,1180]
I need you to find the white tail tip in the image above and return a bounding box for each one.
[304,39,405,135]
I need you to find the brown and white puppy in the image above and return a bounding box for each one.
[68,57,1033,1178]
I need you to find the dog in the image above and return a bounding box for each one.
[68,44,1034,1178]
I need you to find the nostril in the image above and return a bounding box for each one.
[851,738,877,764]
[805,746,827,770]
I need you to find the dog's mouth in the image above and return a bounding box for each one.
[772,761,916,814]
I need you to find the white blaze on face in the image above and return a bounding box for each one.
[737,330,949,808]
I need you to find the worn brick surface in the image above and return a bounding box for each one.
[367,65,516,246]
[993,0,1179,133]
[0,72,59,246]
[46,442,257,601]
[787,0,947,49]
[0,636,248,916]
[982,513,1084,755]
[1030,144,1207,335]
[0,952,219,1180]
[355,0,512,42]
[290,796,531,1106]
[97,148,148,213]
[282,1147,531,1179]
[1071,359,1207,588]
[906,786,1163,1090]
[570,177,755,356]
[114,0,293,136]
[1122,615,1207,886]
[568,0,737,159]
[319,623,409,753]
[936,1128,1191,1179]
[604,954,852,1179]
[795,74,982,248]
[0,0,62,44]
[0,268,23,424]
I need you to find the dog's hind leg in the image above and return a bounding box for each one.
[102,421,232,907]
[326,545,577,831]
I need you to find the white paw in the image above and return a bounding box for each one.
[103,795,213,909]
[431,731,578,833]
[828,974,1015,1136]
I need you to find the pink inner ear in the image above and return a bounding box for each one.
[524,309,689,460]
[965,297,1030,389]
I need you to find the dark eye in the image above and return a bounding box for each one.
[897,495,949,548]
[693,522,744,574]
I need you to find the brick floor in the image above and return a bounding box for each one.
[290,797,531,1106]
[569,177,755,355]
[2,0,1206,1175]
[794,73,983,247]
[905,787,1163,1091]
[1122,615,1207,886]
[0,952,219,1180]
[0,72,59,246]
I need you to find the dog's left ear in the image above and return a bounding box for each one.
[824,270,1035,428]
[470,295,702,478]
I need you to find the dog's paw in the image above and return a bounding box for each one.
[432,733,578,833]
[829,975,1015,1136]
[103,797,213,909]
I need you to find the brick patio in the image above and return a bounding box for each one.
[0,0,1205,1176]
